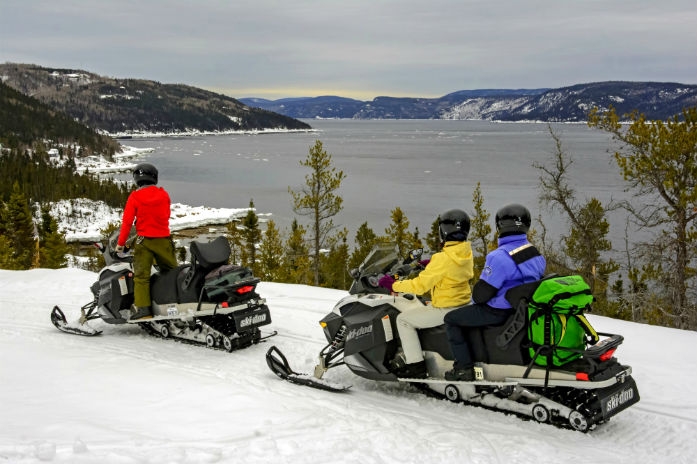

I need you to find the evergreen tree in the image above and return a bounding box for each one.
[348,222,379,271]
[289,140,346,285]
[258,220,284,281]
[281,219,311,285]
[535,126,619,314]
[226,219,244,265]
[320,228,350,289]
[0,234,13,268]
[589,106,697,329]
[38,206,69,268]
[0,181,36,269]
[383,206,414,258]
[425,217,441,253]
[240,200,261,275]
[470,182,492,279]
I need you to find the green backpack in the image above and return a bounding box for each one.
[527,275,599,367]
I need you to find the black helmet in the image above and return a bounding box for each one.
[438,209,470,242]
[133,163,158,187]
[495,204,531,237]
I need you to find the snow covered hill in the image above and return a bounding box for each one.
[1,268,696,463]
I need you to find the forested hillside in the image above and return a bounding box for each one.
[1,79,130,270]
[0,81,120,157]
[0,63,312,134]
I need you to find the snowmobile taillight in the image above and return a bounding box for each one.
[599,348,617,362]
[235,285,255,295]
[221,302,229,308]
[576,372,590,381]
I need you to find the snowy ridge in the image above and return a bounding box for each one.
[0,269,696,463]
[47,199,251,243]
[43,146,255,242]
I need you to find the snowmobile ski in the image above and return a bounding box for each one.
[266,346,351,392]
[51,305,102,336]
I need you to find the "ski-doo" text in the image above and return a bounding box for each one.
[240,313,267,328]
[346,324,373,342]
[604,388,635,414]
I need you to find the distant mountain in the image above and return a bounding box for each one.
[241,82,697,121]
[239,96,367,119]
[0,63,311,135]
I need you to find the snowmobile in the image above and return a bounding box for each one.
[51,231,276,351]
[266,243,640,432]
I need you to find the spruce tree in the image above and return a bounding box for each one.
[348,222,379,271]
[289,140,346,285]
[38,206,70,268]
[425,217,441,253]
[226,219,244,266]
[470,182,492,279]
[383,207,414,258]
[535,125,618,315]
[320,228,350,289]
[589,106,697,329]
[258,220,284,281]
[1,181,36,269]
[282,219,311,285]
[241,200,261,275]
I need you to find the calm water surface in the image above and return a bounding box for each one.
[123,119,624,245]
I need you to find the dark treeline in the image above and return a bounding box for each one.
[1,79,131,270]
[0,149,130,207]
[0,81,120,157]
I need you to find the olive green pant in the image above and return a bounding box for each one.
[133,237,178,308]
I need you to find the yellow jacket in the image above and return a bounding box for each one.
[392,241,474,308]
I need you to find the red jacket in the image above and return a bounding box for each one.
[117,185,172,246]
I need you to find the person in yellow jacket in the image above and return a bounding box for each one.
[378,209,474,378]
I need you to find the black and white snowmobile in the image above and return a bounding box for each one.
[266,243,640,432]
[51,231,276,351]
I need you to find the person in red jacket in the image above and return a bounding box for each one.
[115,163,177,320]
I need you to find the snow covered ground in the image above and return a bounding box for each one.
[1,268,696,463]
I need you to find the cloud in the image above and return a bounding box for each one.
[1,0,695,100]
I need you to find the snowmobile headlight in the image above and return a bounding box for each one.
[320,321,327,328]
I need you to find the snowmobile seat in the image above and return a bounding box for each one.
[151,264,196,304]
[190,236,231,271]
[419,325,454,361]
[183,237,231,290]
[176,264,204,302]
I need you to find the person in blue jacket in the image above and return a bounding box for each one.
[443,204,546,381]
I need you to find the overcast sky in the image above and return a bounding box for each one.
[2,0,695,101]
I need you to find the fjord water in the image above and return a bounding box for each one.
[124,119,624,245]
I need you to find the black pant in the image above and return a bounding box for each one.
[444,303,510,368]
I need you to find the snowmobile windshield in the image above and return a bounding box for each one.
[359,243,400,276]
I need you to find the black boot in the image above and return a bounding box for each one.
[394,360,428,379]
[130,305,153,320]
[444,365,475,381]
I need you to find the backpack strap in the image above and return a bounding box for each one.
[508,243,541,265]
[542,288,593,309]
[575,313,600,344]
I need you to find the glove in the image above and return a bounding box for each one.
[378,274,395,293]
[418,259,430,267]
[114,245,125,253]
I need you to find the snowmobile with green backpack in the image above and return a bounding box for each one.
[266,242,640,432]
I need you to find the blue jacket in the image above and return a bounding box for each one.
[479,234,546,309]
